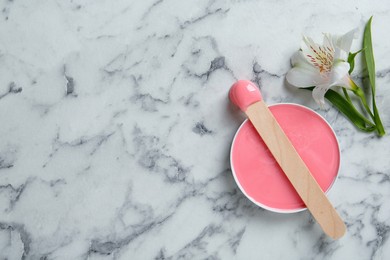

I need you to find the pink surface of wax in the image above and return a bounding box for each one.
[231,104,340,212]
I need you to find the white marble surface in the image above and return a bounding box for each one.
[1,0,390,259]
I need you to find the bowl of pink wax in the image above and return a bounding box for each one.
[230,103,340,213]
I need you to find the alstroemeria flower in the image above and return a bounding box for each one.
[286,30,356,108]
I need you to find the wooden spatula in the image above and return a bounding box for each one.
[229,80,346,239]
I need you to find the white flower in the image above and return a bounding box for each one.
[286,30,356,108]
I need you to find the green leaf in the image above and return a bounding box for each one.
[363,16,386,136]
[372,101,384,135]
[347,49,364,74]
[364,17,376,93]
[303,87,376,132]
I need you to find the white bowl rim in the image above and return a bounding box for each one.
[230,103,341,214]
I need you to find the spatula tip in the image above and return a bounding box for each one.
[229,80,262,112]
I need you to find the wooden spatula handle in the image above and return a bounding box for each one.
[246,101,346,239]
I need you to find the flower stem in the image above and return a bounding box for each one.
[348,79,385,136]
[349,79,375,120]
[339,92,376,128]
[342,88,352,104]
[311,87,376,131]
[341,87,376,127]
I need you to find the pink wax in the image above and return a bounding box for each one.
[230,103,340,213]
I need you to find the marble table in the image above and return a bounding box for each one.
[1,0,390,259]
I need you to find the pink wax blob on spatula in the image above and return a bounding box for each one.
[229,80,346,239]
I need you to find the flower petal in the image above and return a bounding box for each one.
[301,36,320,64]
[333,29,356,60]
[312,84,329,109]
[329,61,350,86]
[333,75,354,90]
[336,29,356,53]
[286,66,325,87]
[291,51,312,69]
[322,33,335,50]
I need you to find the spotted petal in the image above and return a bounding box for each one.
[301,36,322,65]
